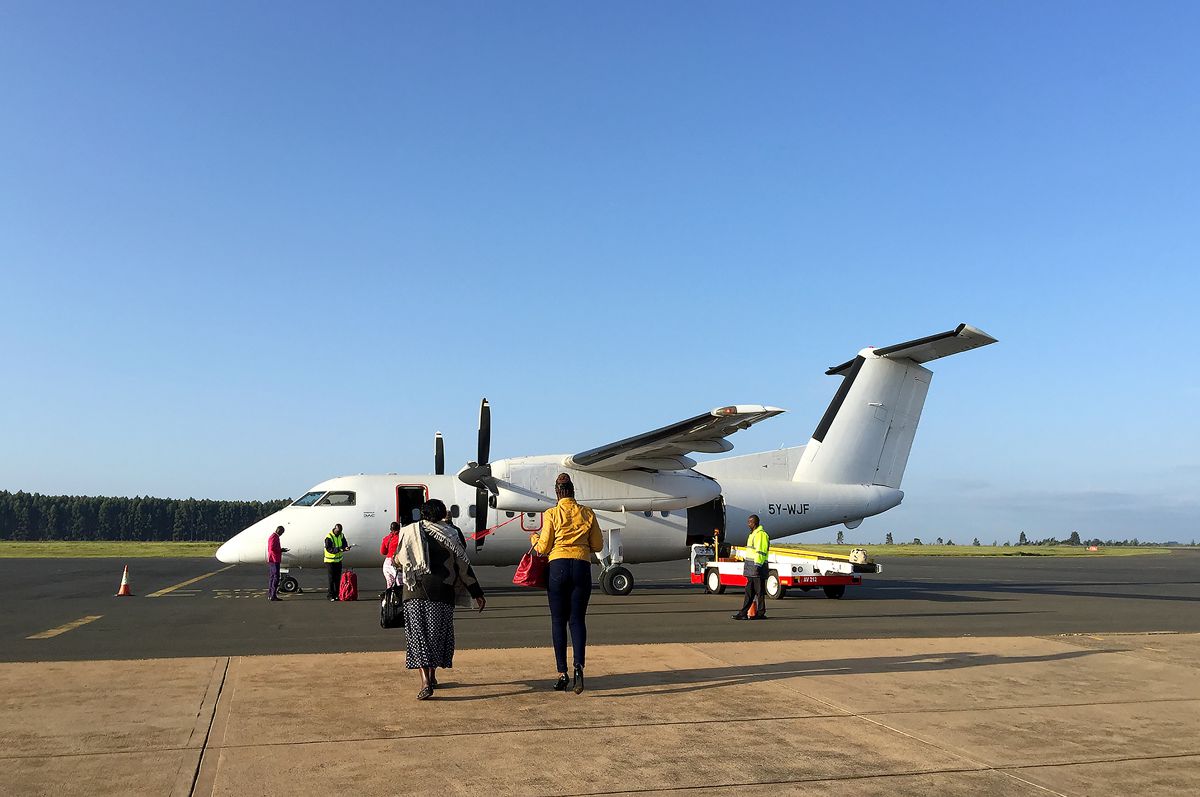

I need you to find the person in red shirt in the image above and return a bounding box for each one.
[381,521,402,589]
[267,526,288,601]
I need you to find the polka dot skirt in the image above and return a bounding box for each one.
[404,598,456,669]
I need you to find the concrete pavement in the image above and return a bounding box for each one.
[2,632,1198,796]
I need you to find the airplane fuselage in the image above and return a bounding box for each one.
[215,467,901,569]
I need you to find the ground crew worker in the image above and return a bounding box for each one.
[266,526,288,601]
[733,514,770,620]
[325,523,351,601]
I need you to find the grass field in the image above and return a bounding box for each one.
[773,543,1173,558]
[0,541,222,558]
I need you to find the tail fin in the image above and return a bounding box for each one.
[793,324,996,487]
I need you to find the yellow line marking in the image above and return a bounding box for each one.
[27,615,103,639]
[146,565,237,597]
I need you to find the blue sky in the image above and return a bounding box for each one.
[2,2,1197,543]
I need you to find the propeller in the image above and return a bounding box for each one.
[457,398,492,543]
[434,432,445,476]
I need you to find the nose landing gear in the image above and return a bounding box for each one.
[279,569,301,594]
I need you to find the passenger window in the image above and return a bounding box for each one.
[292,492,325,507]
[450,505,460,518]
[468,505,476,518]
[506,511,515,518]
[316,491,356,507]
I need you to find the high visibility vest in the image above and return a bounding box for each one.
[324,531,346,563]
[748,526,770,565]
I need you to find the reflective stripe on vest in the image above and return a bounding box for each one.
[324,532,346,563]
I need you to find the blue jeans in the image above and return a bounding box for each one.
[547,558,592,673]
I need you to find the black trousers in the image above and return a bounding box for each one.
[327,561,343,599]
[547,558,593,673]
[740,572,766,616]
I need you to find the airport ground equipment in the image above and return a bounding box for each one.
[689,543,881,599]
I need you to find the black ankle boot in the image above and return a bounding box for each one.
[572,664,584,694]
[553,674,569,691]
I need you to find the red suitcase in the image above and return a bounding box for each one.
[338,570,358,601]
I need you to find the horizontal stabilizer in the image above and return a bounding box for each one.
[826,323,996,375]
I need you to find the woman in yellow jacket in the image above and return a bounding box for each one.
[530,473,603,693]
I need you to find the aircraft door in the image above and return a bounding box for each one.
[521,512,543,533]
[686,496,725,547]
[396,485,428,525]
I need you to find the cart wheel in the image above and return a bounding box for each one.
[823,585,846,599]
[705,568,725,595]
[765,571,784,600]
[607,566,634,596]
[279,576,299,594]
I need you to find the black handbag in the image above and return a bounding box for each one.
[380,586,404,628]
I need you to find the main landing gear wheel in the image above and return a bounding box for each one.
[601,566,634,596]
[823,585,846,599]
[765,571,786,600]
[279,576,300,594]
[705,568,726,594]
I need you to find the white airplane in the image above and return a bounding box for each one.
[216,323,996,595]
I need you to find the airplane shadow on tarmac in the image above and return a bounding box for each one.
[431,648,1102,701]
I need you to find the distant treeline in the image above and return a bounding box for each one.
[0,490,291,541]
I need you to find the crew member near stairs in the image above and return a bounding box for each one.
[325,523,351,601]
[733,515,770,620]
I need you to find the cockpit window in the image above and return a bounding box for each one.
[316,491,356,507]
[292,491,326,507]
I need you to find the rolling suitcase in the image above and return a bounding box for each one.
[338,570,358,601]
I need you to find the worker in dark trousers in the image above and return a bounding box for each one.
[733,515,770,620]
[325,524,351,601]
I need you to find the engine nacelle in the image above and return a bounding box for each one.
[489,455,721,513]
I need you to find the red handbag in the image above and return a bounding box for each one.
[513,547,549,588]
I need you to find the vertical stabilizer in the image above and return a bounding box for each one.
[793,324,995,487]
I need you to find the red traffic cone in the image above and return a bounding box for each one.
[115,565,133,597]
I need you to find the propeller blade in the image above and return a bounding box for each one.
[434,432,445,476]
[476,486,488,540]
[477,398,491,466]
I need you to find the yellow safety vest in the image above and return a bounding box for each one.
[748,526,770,565]
[324,531,346,563]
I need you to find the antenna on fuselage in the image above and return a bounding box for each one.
[434,432,445,476]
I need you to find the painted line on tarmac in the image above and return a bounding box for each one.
[146,565,236,598]
[27,615,103,639]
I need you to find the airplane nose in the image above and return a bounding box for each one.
[215,537,241,563]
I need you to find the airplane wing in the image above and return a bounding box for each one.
[565,405,785,472]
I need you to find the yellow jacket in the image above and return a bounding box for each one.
[534,498,603,562]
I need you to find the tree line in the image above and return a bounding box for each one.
[0,490,291,541]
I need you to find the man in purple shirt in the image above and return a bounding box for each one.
[267,526,289,601]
